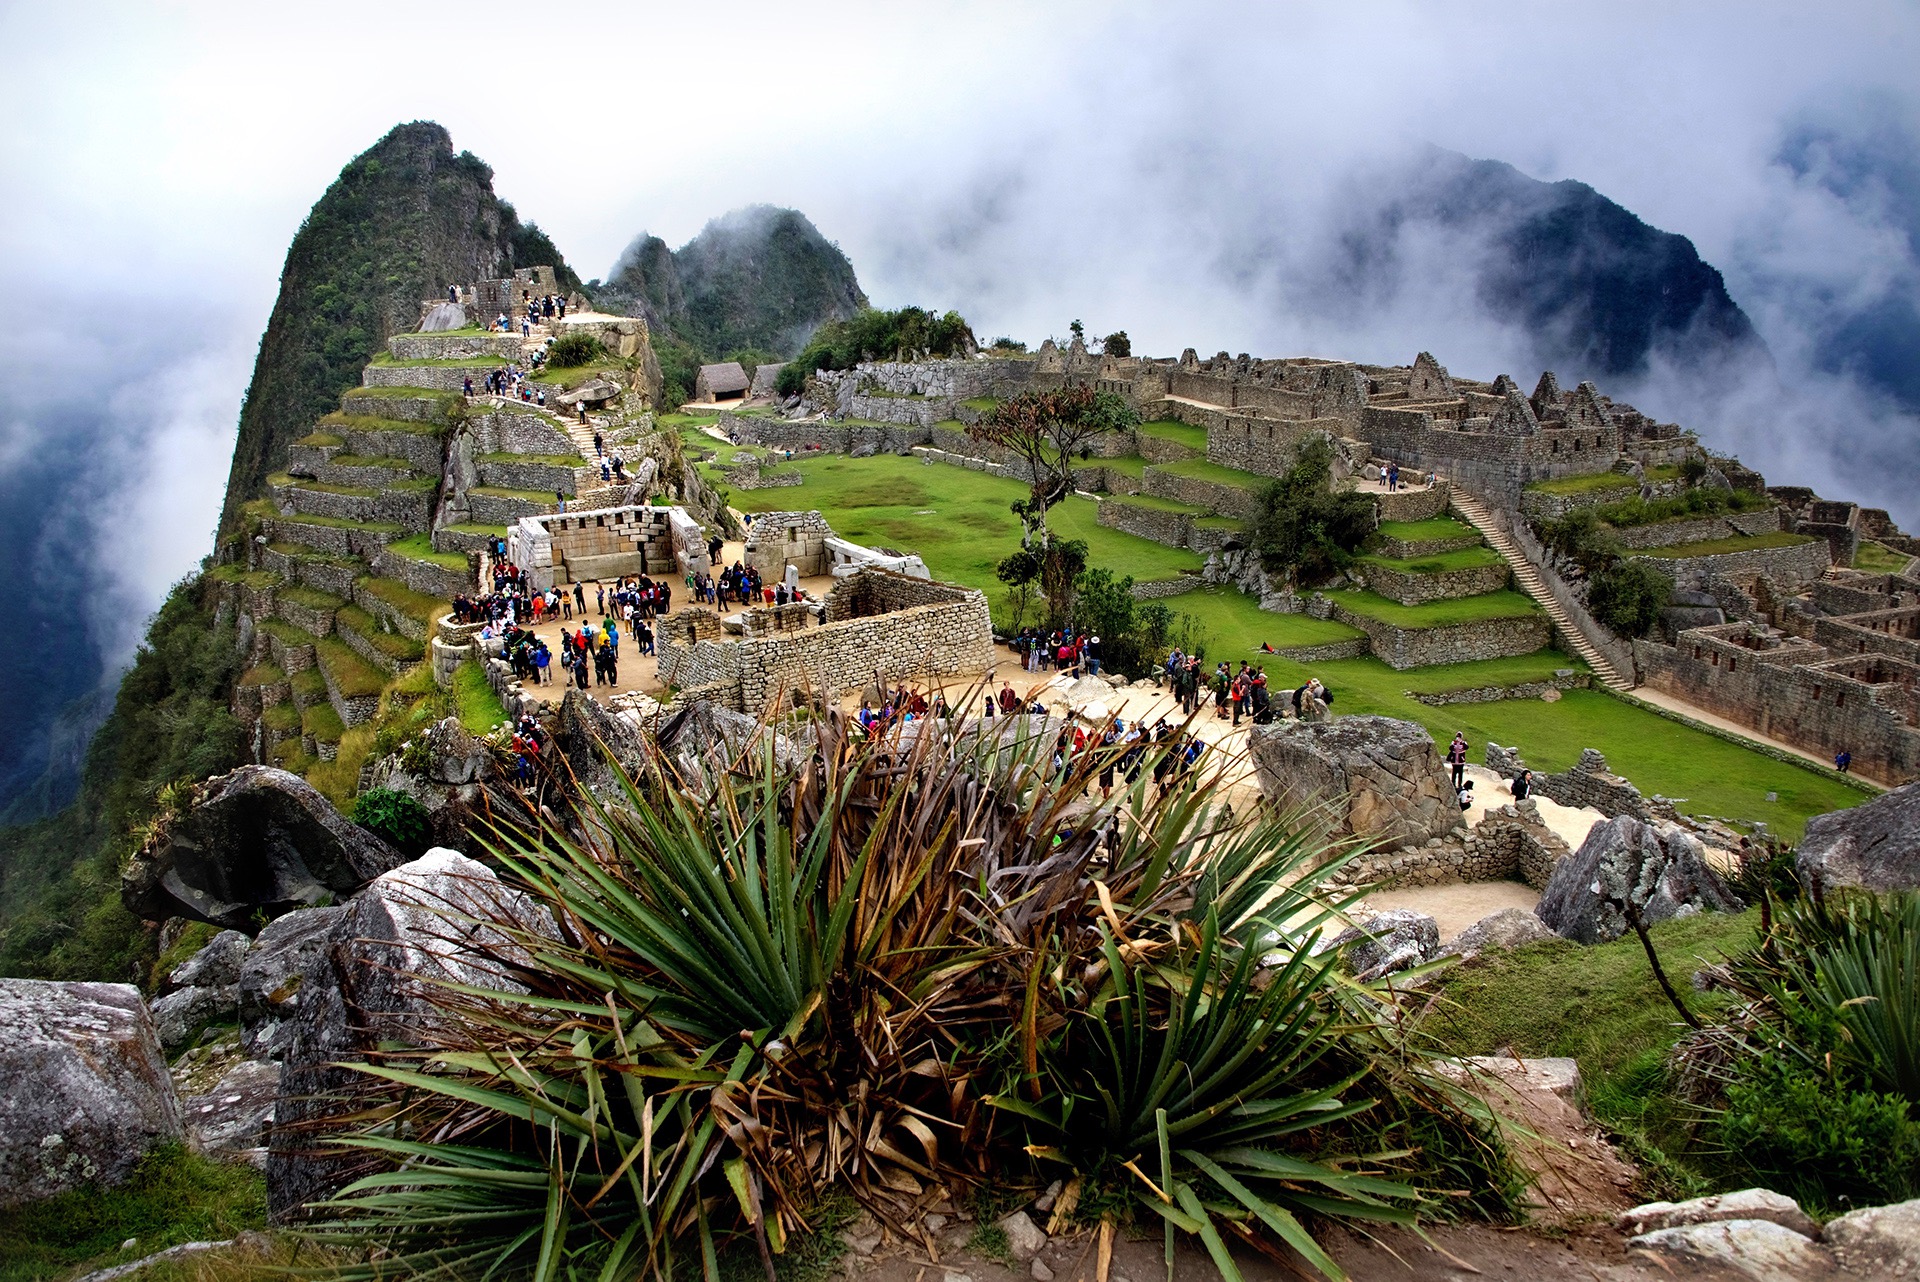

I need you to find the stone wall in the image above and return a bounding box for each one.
[372,546,472,599]
[477,456,583,495]
[1629,539,1830,588]
[1204,418,1325,479]
[1610,515,1751,551]
[1359,559,1510,606]
[1409,670,1590,705]
[1141,468,1259,519]
[340,388,457,424]
[732,418,933,456]
[508,504,684,592]
[466,408,581,458]
[1376,483,1451,523]
[1812,605,1920,665]
[1359,409,1621,505]
[743,510,833,579]
[390,332,523,361]
[1332,606,1549,670]
[1374,525,1480,559]
[1330,805,1568,891]
[338,425,448,473]
[1097,498,1195,549]
[1636,622,1920,786]
[1483,744,1674,824]
[657,569,993,712]
[361,363,501,393]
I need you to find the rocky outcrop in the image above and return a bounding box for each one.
[1824,1196,1920,1276]
[1625,1219,1833,1279]
[123,766,405,928]
[1535,815,1741,944]
[150,928,251,1054]
[0,980,183,1206]
[1439,906,1556,959]
[1250,716,1456,851]
[1796,781,1920,892]
[1325,909,1440,979]
[267,849,557,1218]
[238,906,346,1060]
[1619,1189,1820,1241]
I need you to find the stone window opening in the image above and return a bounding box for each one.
[1711,652,1719,666]
[1728,657,1737,673]
[1837,690,1846,707]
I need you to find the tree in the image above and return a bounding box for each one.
[1101,330,1131,357]
[1249,437,1376,586]
[1069,318,1085,343]
[1587,561,1670,638]
[967,384,1139,546]
[1038,539,1088,629]
[995,548,1042,633]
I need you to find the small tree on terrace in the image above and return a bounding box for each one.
[968,383,1139,547]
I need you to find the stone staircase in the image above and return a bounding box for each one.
[1447,488,1634,691]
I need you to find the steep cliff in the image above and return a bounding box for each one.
[218,121,578,529]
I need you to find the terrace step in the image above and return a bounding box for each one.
[1447,487,1633,691]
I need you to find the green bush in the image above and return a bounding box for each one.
[351,787,433,856]
[1587,561,1670,638]
[776,306,975,396]
[1249,438,1376,586]
[547,331,605,368]
[1717,1059,1920,1212]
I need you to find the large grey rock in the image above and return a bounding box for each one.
[1536,815,1742,944]
[1797,781,1920,893]
[0,980,183,1206]
[998,1211,1048,1262]
[1440,906,1555,959]
[122,766,406,929]
[425,716,492,785]
[1824,1196,1920,1277]
[181,1058,280,1160]
[1325,910,1440,979]
[1625,1219,1830,1280]
[168,929,250,989]
[150,983,237,1055]
[1249,716,1455,851]
[1619,1188,1819,1240]
[238,906,346,1060]
[268,849,556,1218]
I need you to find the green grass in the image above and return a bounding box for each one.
[454,661,509,734]
[293,431,344,448]
[301,700,346,742]
[268,511,404,534]
[471,485,559,503]
[337,605,426,662]
[387,533,471,571]
[368,352,506,369]
[478,451,588,468]
[1853,540,1913,573]
[0,1145,264,1282]
[319,409,448,437]
[445,523,511,538]
[1324,588,1541,627]
[203,564,280,589]
[1524,470,1640,496]
[326,453,414,470]
[289,666,327,702]
[277,585,345,612]
[263,702,301,734]
[316,636,387,699]
[358,576,444,625]
[1149,456,1269,490]
[1358,546,1505,574]
[726,453,1203,620]
[530,358,628,386]
[266,541,358,566]
[1156,584,1364,649]
[1638,531,1817,559]
[273,474,379,498]
[960,396,1001,413]
[1091,454,1146,478]
[1102,493,1210,515]
[341,385,461,405]
[1374,517,1476,544]
[655,412,720,429]
[260,618,319,649]
[1136,419,1210,452]
[239,662,285,687]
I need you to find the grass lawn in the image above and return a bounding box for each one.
[368,352,506,369]
[960,396,1001,413]
[1324,588,1540,627]
[341,385,460,406]
[531,358,627,387]
[358,577,444,626]
[455,661,509,734]
[294,431,344,448]
[1093,454,1146,478]
[478,451,588,468]
[1136,419,1209,452]
[1853,539,1912,573]
[277,585,345,612]
[1102,493,1210,516]
[320,410,447,437]
[327,453,413,471]
[1157,585,1364,649]
[1374,517,1476,544]
[1524,470,1639,496]
[316,637,386,699]
[1148,456,1270,490]
[269,512,404,535]
[727,453,1203,618]
[1638,531,1816,558]
[386,533,471,571]
[1357,547,1505,574]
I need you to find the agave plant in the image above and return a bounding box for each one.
[303,702,1513,1281]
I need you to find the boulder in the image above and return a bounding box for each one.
[238,906,346,1060]
[998,1211,1048,1262]
[1824,1196,1920,1277]
[1625,1220,1829,1280]
[1325,909,1439,979]
[168,929,250,989]
[418,301,468,332]
[268,849,557,1218]
[0,980,183,1206]
[181,1058,280,1161]
[1535,815,1742,944]
[1249,716,1455,850]
[150,983,237,1055]
[122,766,406,929]
[1439,906,1555,958]
[1797,781,1920,892]
[1619,1189,1819,1241]
[424,716,493,785]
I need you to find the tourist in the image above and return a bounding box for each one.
[448,284,458,303]
[573,582,586,617]
[1086,634,1101,675]
[1447,733,1469,789]
[1387,461,1400,492]
[463,376,473,398]
[1835,749,1853,773]
[1512,768,1532,800]
[578,402,589,425]
[1212,663,1230,719]
[594,431,604,457]
[1456,779,1475,812]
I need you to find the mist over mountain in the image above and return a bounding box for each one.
[596,206,867,359]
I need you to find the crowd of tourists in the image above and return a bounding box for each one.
[465,359,549,406]
[1011,626,1102,675]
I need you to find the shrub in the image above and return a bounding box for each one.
[546,331,605,368]
[1586,561,1670,638]
[776,306,975,395]
[305,714,1516,1280]
[1250,438,1376,586]
[1717,1058,1920,1211]
[350,787,432,856]
[1101,330,1131,357]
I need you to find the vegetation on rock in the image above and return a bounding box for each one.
[1249,439,1376,586]
[777,306,977,396]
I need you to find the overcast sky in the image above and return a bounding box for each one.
[3,0,1918,676]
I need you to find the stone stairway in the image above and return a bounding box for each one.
[1447,488,1634,691]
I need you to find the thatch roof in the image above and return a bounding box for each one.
[697,362,750,396]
